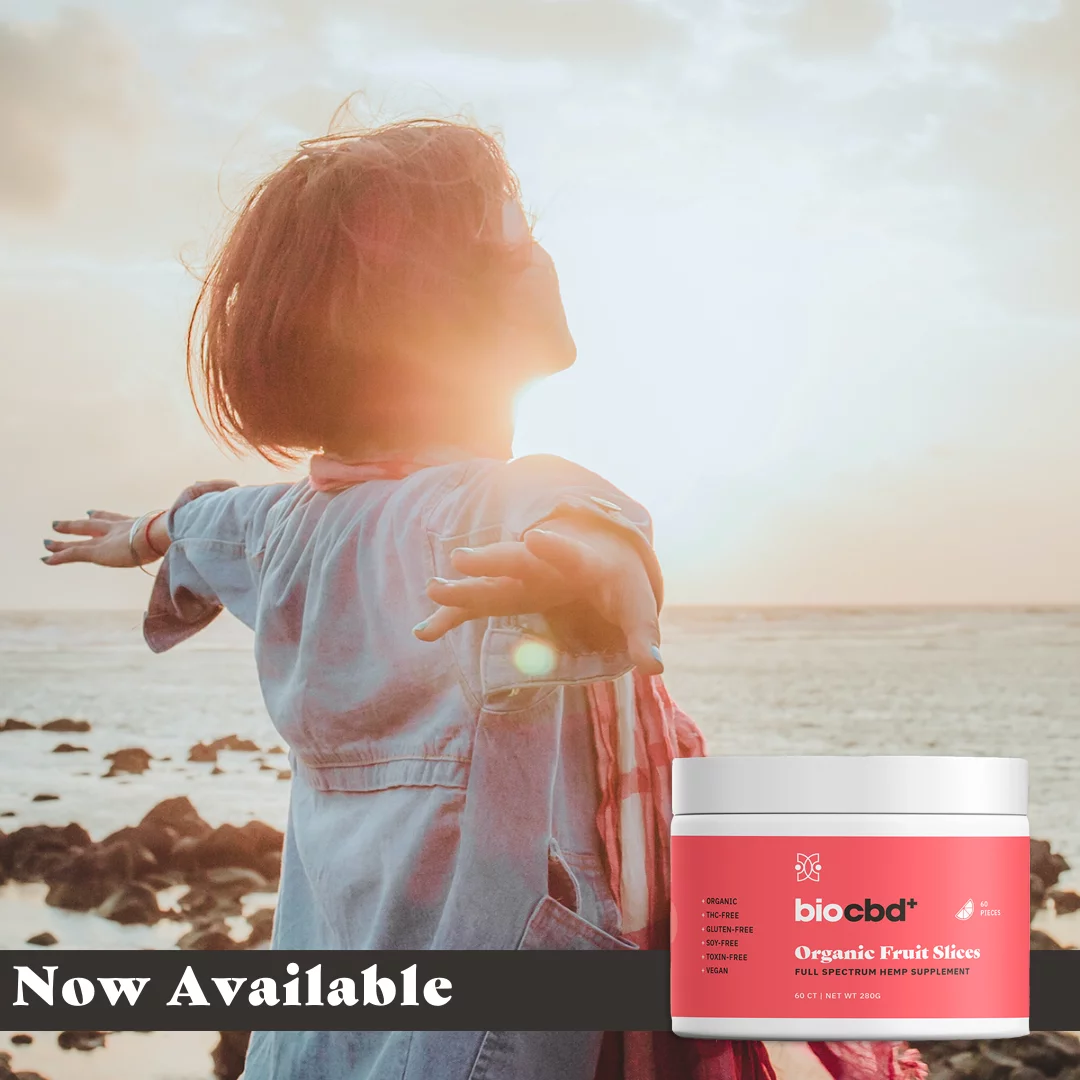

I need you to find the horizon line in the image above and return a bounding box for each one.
[2,603,1079,615]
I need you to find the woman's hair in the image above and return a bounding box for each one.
[188,118,530,464]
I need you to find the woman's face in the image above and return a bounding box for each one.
[496,201,577,379]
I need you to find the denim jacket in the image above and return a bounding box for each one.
[144,454,660,1080]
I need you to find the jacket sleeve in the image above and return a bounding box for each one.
[142,481,294,653]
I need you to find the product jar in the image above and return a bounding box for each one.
[670,756,1029,1040]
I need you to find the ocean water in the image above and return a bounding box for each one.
[0,607,1077,867]
[0,607,1077,1078]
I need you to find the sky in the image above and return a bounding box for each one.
[1,0,1078,608]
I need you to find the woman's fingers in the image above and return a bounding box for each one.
[42,539,98,564]
[450,542,556,583]
[51,516,112,537]
[612,562,664,675]
[412,605,473,641]
[522,528,599,582]
[426,575,534,614]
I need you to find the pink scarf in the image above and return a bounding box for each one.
[309,454,928,1080]
[309,450,466,492]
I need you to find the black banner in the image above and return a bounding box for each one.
[0,950,1074,1032]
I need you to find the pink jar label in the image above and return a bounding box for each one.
[671,835,1029,1019]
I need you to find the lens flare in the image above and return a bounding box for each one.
[512,638,557,677]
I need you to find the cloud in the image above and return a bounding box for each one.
[0,9,143,211]
[932,0,1080,313]
[267,0,690,62]
[772,0,893,55]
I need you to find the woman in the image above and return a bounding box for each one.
[43,118,677,1080]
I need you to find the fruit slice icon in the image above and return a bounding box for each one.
[955,899,974,920]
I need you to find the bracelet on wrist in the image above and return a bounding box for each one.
[144,509,168,559]
[128,512,165,577]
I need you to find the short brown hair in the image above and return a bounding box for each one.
[187,118,528,464]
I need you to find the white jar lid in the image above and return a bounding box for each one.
[672,755,1027,816]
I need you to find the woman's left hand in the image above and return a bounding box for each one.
[414,520,664,675]
[43,480,237,568]
[44,511,142,567]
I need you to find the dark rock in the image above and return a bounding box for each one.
[31,794,59,802]
[189,742,218,763]
[1031,872,1047,918]
[26,931,57,946]
[103,747,152,777]
[211,765,225,776]
[267,746,285,755]
[1038,1031,1080,1062]
[102,823,179,866]
[57,1030,107,1051]
[945,1049,981,1078]
[1030,928,1065,950]
[178,886,242,921]
[2,1063,50,1080]
[0,811,14,816]
[42,718,91,733]
[1011,1032,1080,1073]
[244,907,275,948]
[1049,888,1080,915]
[277,769,291,781]
[212,1030,251,1080]
[208,735,260,753]
[46,875,111,912]
[204,866,270,894]
[259,762,275,771]
[7,823,91,880]
[1031,838,1070,891]
[97,882,161,925]
[139,796,212,839]
[189,821,283,878]
[177,924,237,950]
[916,1032,1080,1080]
[971,1047,1021,1080]
[8,1037,31,1047]
[1010,1069,1043,1080]
[45,839,158,912]
[170,835,202,870]
[51,743,88,753]
[0,718,35,731]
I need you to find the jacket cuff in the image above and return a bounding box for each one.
[141,485,226,654]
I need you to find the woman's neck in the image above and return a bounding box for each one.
[327,384,516,463]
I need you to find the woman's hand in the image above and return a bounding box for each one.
[44,510,145,567]
[43,480,236,568]
[414,520,664,676]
